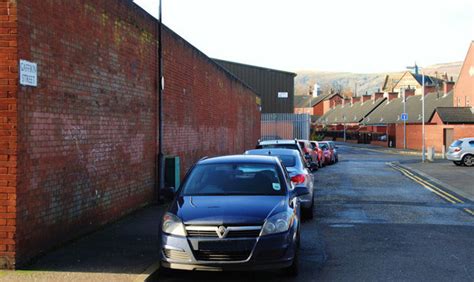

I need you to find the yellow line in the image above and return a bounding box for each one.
[464,208,474,216]
[395,167,457,204]
[389,163,474,216]
[396,166,465,204]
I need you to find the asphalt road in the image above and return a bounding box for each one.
[151,145,474,282]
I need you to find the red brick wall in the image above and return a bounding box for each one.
[395,123,474,152]
[162,27,260,177]
[9,0,260,267]
[312,102,324,116]
[454,42,474,107]
[0,0,17,269]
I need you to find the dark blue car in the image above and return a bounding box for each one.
[160,155,309,275]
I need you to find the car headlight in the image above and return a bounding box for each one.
[162,212,186,236]
[261,211,295,236]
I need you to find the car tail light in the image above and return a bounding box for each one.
[453,147,461,152]
[291,174,305,184]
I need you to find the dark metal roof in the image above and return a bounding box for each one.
[294,95,314,108]
[363,91,453,125]
[318,98,386,124]
[430,107,474,124]
[214,59,295,113]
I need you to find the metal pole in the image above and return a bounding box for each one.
[422,72,425,162]
[157,0,165,200]
[403,88,406,149]
[343,116,346,142]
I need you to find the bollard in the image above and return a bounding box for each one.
[427,147,435,162]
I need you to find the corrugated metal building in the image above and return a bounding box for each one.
[214,59,296,113]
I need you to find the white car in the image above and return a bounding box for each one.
[446,138,474,167]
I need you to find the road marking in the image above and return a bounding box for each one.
[389,163,473,217]
[395,165,464,204]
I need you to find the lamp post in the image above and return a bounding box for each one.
[157,0,165,200]
[421,72,425,162]
[406,64,425,161]
[402,88,406,149]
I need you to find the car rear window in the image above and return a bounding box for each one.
[181,163,286,196]
[258,144,299,151]
[278,155,296,167]
[450,140,463,147]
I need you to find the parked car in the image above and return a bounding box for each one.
[297,139,319,170]
[318,142,334,165]
[309,141,324,167]
[160,155,309,275]
[256,139,315,170]
[246,148,315,218]
[327,141,339,163]
[446,138,474,166]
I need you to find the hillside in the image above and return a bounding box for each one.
[295,61,462,96]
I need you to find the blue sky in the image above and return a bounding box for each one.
[134,0,473,73]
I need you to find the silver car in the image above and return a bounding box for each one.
[446,138,474,166]
[246,148,315,218]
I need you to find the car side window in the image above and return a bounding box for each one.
[280,161,293,190]
[469,141,474,148]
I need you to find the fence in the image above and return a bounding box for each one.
[261,113,310,140]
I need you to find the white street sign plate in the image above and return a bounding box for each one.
[19,60,38,87]
[278,92,288,98]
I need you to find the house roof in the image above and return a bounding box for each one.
[363,91,453,125]
[294,92,341,108]
[318,97,386,124]
[429,107,474,124]
[294,95,314,108]
[382,73,404,92]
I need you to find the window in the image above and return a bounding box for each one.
[450,140,463,147]
[469,141,474,148]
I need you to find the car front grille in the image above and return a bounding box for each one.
[194,250,251,261]
[185,225,261,238]
[163,248,190,261]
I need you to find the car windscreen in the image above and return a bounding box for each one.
[450,140,463,147]
[181,163,286,196]
[319,143,328,150]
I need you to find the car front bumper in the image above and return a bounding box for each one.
[160,228,297,271]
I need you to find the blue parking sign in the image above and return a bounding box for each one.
[401,113,408,121]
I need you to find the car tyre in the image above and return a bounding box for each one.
[462,154,473,167]
[453,161,462,166]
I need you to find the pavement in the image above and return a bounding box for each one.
[336,142,474,203]
[0,204,167,282]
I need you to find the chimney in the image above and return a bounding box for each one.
[388,92,398,101]
[372,92,384,101]
[404,88,415,98]
[443,81,454,94]
[351,96,361,104]
[343,97,351,106]
[361,95,371,103]
[424,85,435,95]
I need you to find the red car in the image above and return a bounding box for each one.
[310,141,324,168]
[318,141,335,165]
[298,139,319,170]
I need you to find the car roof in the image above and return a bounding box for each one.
[246,148,301,157]
[258,139,297,145]
[198,154,280,165]
[458,137,474,141]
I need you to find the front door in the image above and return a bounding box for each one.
[443,128,453,150]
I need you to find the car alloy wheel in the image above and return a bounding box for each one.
[462,155,473,167]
